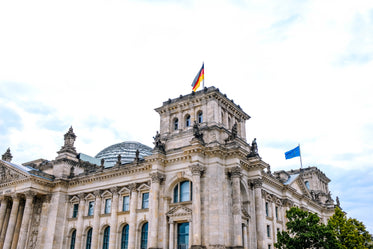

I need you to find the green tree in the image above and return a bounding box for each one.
[275,207,338,249]
[328,207,372,249]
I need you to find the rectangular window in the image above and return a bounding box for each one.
[72,203,79,218]
[142,193,149,209]
[275,206,278,220]
[265,202,269,217]
[267,225,271,238]
[268,245,271,249]
[123,196,130,211]
[88,201,94,216]
[105,199,112,214]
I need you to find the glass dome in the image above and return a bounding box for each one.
[95,141,153,167]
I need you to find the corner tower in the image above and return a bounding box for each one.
[155,86,251,151]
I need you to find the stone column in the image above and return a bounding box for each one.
[16,191,35,249]
[91,190,102,249]
[243,223,248,249]
[128,183,138,249]
[252,179,265,249]
[163,197,170,249]
[189,164,204,247]
[109,187,119,249]
[231,166,243,247]
[149,172,164,249]
[75,193,86,249]
[0,196,9,236]
[169,220,174,249]
[0,201,11,249]
[11,199,25,249]
[3,194,20,249]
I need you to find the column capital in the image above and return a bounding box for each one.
[24,190,36,199]
[150,172,165,184]
[110,187,119,195]
[249,178,263,189]
[230,166,242,178]
[44,194,52,203]
[128,183,137,192]
[78,193,86,200]
[94,190,102,198]
[189,164,205,176]
[11,193,21,200]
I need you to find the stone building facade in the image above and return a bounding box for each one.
[0,86,335,249]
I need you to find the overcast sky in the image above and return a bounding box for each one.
[1,0,373,233]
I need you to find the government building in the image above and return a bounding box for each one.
[0,86,335,249]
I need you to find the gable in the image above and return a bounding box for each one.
[0,161,29,184]
[167,206,192,218]
[289,177,312,198]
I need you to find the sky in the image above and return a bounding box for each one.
[1,0,373,233]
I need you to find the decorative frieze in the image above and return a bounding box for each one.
[230,166,242,178]
[249,178,263,189]
[150,172,165,183]
[189,164,205,176]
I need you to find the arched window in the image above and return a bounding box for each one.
[185,114,191,127]
[86,228,92,249]
[121,225,129,249]
[173,180,192,203]
[102,226,110,249]
[70,229,76,249]
[197,111,203,123]
[305,181,310,189]
[140,222,148,249]
[174,118,179,130]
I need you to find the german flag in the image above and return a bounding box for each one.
[191,63,204,92]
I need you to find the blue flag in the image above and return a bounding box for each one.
[285,145,300,159]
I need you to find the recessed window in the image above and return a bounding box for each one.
[275,206,279,220]
[265,202,269,217]
[122,196,130,212]
[121,225,129,249]
[174,118,179,130]
[103,226,110,249]
[267,225,271,237]
[140,222,148,249]
[87,201,94,216]
[142,193,149,209]
[177,222,189,249]
[86,228,92,249]
[185,115,191,127]
[198,111,203,123]
[105,199,111,214]
[173,180,192,203]
[305,181,310,189]
[72,203,79,218]
[70,229,76,249]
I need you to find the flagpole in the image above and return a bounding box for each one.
[299,143,303,169]
[202,61,205,88]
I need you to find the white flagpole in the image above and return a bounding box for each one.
[299,143,303,169]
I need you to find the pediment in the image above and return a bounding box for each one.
[289,177,311,198]
[137,183,150,192]
[118,186,130,194]
[70,196,80,203]
[101,190,112,198]
[85,193,95,201]
[167,206,192,218]
[0,161,29,184]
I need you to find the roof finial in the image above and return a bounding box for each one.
[2,148,13,162]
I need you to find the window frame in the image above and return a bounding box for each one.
[70,229,76,249]
[104,198,112,214]
[142,192,149,209]
[122,196,130,212]
[88,201,94,216]
[140,222,148,249]
[85,228,92,249]
[197,111,203,123]
[173,180,192,203]
[102,226,110,249]
[72,203,79,218]
[173,118,179,130]
[185,114,191,127]
[121,224,129,249]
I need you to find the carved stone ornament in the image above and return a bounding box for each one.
[1,148,13,162]
[189,164,205,176]
[93,190,102,198]
[249,178,263,189]
[230,166,242,178]
[192,121,204,144]
[150,172,165,183]
[225,122,238,143]
[166,206,192,221]
[0,164,26,184]
[247,138,259,158]
[58,126,77,154]
[128,183,137,192]
[24,190,36,199]
[153,131,165,153]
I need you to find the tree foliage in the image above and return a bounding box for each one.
[275,207,338,249]
[328,207,373,249]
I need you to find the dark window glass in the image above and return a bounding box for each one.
[177,222,189,249]
[105,199,111,214]
[173,184,179,203]
[72,204,79,218]
[267,225,270,237]
[103,226,110,249]
[265,202,269,217]
[198,112,203,123]
[70,229,76,249]
[140,223,148,249]
[142,193,149,209]
[185,115,191,127]
[174,118,179,130]
[275,206,278,220]
[180,181,190,202]
[121,225,129,249]
[88,201,94,216]
[86,228,92,249]
[122,196,130,212]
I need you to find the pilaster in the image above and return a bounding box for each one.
[91,190,102,249]
[149,172,164,249]
[3,194,21,249]
[109,187,119,249]
[16,191,35,249]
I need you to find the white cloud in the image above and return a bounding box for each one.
[1,0,373,232]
